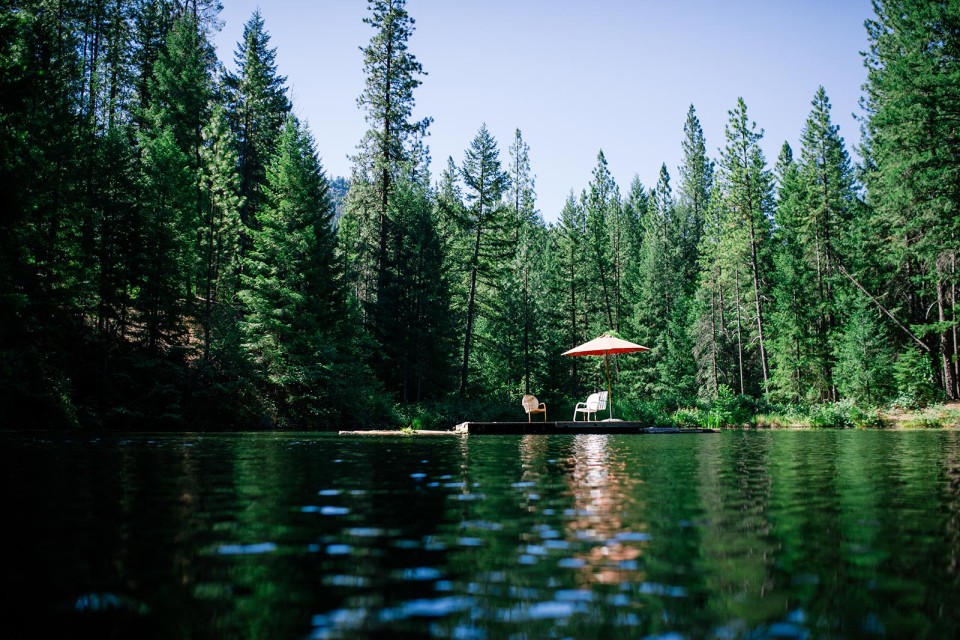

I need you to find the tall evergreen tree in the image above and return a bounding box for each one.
[141,11,215,323]
[769,142,818,402]
[457,124,510,396]
[862,0,959,399]
[582,150,619,333]
[225,9,290,230]
[717,98,775,395]
[388,179,455,402]
[346,0,430,317]
[337,0,438,404]
[677,104,713,289]
[631,165,694,399]
[143,12,213,165]
[478,129,545,396]
[692,182,735,399]
[0,0,86,424]
[795,86,859,400]
[239,117,358,424]
[506,129,537,235]
[552,192,591,397]
[198,104,243,362]
[137,124,195,353]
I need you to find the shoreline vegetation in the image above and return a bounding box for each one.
[2,1,958,431]
[394,394,960,433]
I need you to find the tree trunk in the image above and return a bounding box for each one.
[459,210,484,397]
[747,213,770,394]
[569,244,578,396]
[734,264,745,395]
[939,257,957,400]
[834,260,930,352]
[375,34,393,312]
[204,197,213,362]
[523,265,530,395]
[717,266,728,386]
[953,251,959,398]
[709,276,719,395]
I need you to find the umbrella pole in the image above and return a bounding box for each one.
[605,353,613,420]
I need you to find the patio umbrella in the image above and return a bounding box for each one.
[562,334,649,420]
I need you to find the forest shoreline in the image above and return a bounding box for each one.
[744,401,960,430]
[5,401,957,433]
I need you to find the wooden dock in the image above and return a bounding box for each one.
[339,422,719,436]
[454,421,718,435]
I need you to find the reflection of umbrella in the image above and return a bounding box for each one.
[562,335,649,420]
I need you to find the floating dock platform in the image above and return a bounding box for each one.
[454,421,718,435]
[339,422,718,436]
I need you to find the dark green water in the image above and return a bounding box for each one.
[3,431,959,639]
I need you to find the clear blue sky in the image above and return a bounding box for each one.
[212,0,873,221]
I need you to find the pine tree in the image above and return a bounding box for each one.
[769,142,817,402]
[138,124,195,352]
[631,165,694,399]
[337,0,437,404]
[141,11,214,326]
[71,0,141,340]
[144,13,213,165]
[862,0,959,399]
[553,192,591,397]
[834,299,894,405]
[692,182,732,399]
[502,129,542,394]
[132,0,175,126]
[347,0,430,317]
[387,180,455,402]
[677,104,713,288]
[198,104,243,362]
[473,129,545,397]
[225,9,290,230]
[717,98,775,395]
[0,0,87,424]
[792,86,860,400]
[239,117,353,424]
[458,124,510,396]
[582,150,619,333]
[506,129,537,235]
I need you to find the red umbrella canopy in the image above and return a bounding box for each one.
[562,335,649,357]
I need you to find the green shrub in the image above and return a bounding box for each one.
[808,399,855,428]
[892,347,940,409]
[903,417,944,429]
[849,405,890,429]
[705,385,755,427]
[671,406,706,429]
[616,398,673,428]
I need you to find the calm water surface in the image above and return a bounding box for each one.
[3,430,959,639]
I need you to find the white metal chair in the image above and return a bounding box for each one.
[521,394,547,422]
[573,391,608,421]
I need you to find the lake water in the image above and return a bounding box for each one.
[3,430,959,639]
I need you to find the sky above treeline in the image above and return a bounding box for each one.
[212,0,872,221]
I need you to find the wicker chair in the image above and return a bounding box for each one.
[521,394,547,422]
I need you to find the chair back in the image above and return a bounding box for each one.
[587,391,608,411]
[521,395,539,412]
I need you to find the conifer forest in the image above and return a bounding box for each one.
[1,0,958,429]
